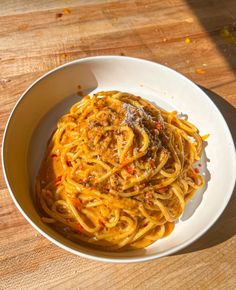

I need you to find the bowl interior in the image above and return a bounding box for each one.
[3,56,235,262]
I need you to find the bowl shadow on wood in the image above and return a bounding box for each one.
[175,87,236,255]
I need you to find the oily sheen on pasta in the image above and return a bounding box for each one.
[36,91,204,250]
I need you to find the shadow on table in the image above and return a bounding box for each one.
[176,87,236,254]
[186,0,236,75]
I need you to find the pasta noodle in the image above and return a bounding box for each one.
[36,91,204,250]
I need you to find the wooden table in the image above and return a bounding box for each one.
[0,1,235,289]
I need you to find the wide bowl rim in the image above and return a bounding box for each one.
[2,55,236,263]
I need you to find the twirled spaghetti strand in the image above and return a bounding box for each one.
[36,91,204,250]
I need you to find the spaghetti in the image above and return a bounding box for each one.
[36,91,204,250]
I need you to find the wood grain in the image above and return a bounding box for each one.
[0,1,235,289]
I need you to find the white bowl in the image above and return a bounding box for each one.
[2,56,236,263]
